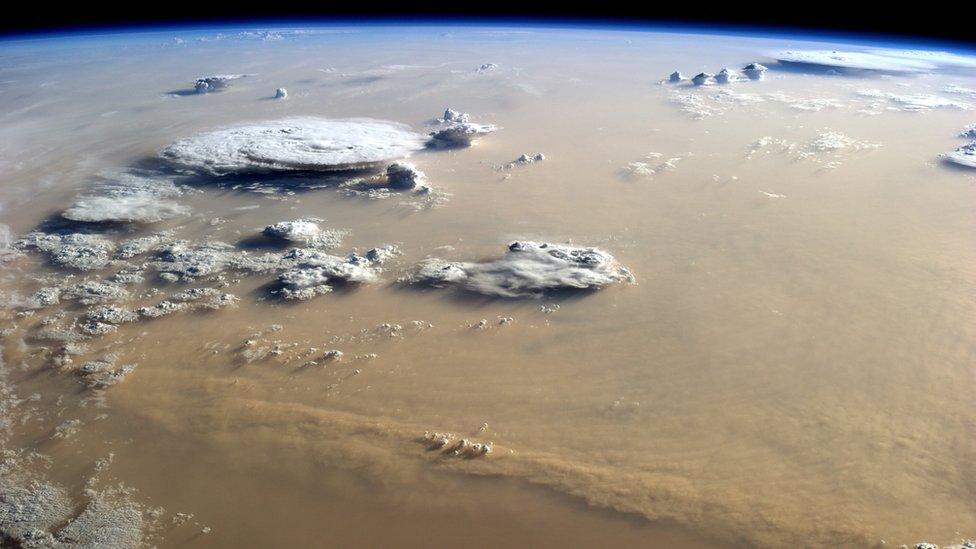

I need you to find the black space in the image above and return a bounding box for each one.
[4,3,975,46]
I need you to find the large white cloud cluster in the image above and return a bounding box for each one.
[407,241,634,298]
[160,118,428,175]
[262,218,345,248]
[62,171,189,224]
[775,49,976,73]
[276,246,398,300]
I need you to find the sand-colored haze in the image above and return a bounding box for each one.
[1,26,975,547]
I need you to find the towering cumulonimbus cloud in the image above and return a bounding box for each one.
[427,109,498,148]
[406,241,634,298]
[741,63,768,80]
[194,74,250,93]
[262,218,345,249]
[715,68,736,84]
[943,142,976,168]
[385,162,427,189]
[691,73,713,86]
[159,118,428,175]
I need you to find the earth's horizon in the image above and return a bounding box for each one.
[1,22,974,548]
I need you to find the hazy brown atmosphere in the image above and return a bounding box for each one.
[1,26,974,547]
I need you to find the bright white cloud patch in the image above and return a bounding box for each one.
[62,172,189,224]
[407,241,634,298]
[857,89,972,112]
[943,142,976,168]
[774,49,976,73]
[276,246,398,300]
[160,118,428,175]
[262,218,345,248]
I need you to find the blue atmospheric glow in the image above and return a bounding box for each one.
[0,18,974,56]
